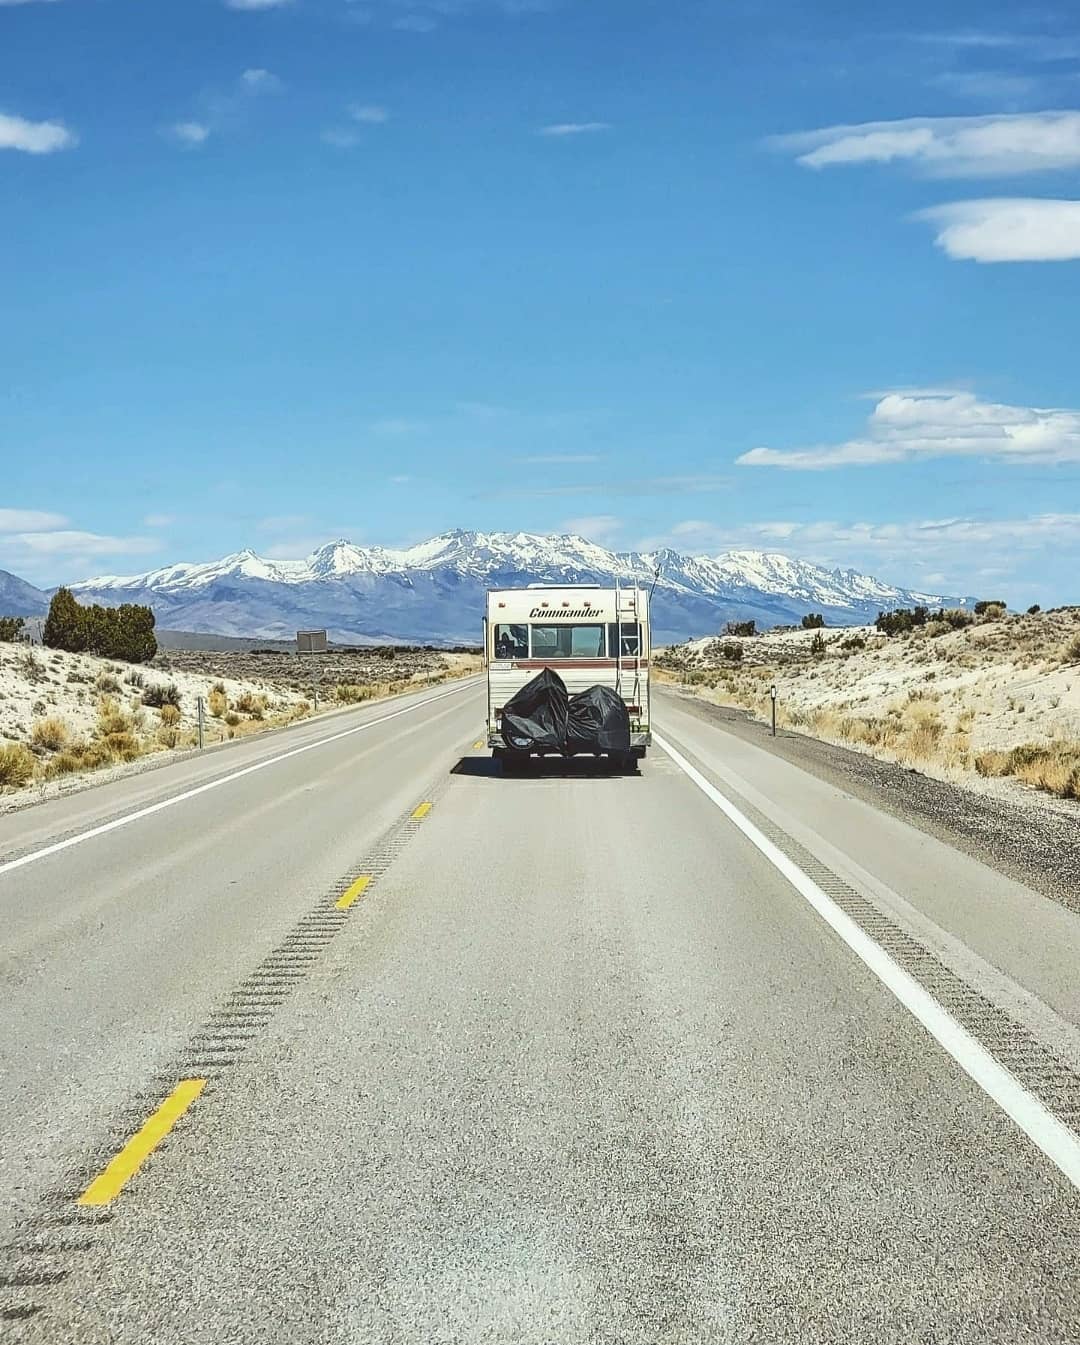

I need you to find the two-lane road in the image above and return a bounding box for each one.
[3,679,1080,1341]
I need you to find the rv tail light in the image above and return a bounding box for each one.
[627,705,641,715]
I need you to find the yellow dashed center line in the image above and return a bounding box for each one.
[411,801,433,820]
[336,875,373,911]
[77,1079,206,1207]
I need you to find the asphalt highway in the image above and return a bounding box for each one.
[2,677,1080,1342]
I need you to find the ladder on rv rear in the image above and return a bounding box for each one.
[614,578,642,713]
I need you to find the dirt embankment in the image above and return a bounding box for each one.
[0,641,479,803]
[656,606,1080,805]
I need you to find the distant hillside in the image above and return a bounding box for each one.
[0,569,49,618]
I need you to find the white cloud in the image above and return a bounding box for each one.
[0,111,76,155]
[142,513,175,528]
[241,68,283,91]
[772,111,1080,177]
[916,198,1080,262]
[738,389,1080,470]
[538,122,612,137]
[0,509,67,532]
[350,104,389,124]
[167,68,281,149]
[168,121,211,146]
[563,514,622,543]
[6,531,159,558]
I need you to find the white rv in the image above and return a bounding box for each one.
[485,583,651,765]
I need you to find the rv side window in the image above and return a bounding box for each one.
[530,624,606,658]
[608,623,643,656]
[493,624,528,660]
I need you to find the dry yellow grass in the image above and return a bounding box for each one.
[31,716,71,751]
[976,743,1080,798]
[208,688,228,718]
[0,743,35,788]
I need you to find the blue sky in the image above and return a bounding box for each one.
[2,0,1080,605]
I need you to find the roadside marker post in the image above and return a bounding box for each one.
[197,696,205,750]
[770,684,778,737]
[297,629,328,714]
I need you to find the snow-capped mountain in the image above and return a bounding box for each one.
[69,530,964,644]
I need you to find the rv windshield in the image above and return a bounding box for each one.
[529,624,606,659]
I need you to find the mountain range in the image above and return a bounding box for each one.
[0,530,964,645]
[0,568,51,619]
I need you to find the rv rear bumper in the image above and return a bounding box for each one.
[488,730,651,752]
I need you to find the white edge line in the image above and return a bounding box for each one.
[0,680,478,879]
[655,730,1080,1193]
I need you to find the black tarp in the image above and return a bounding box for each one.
[501,667,630,756]
[566,683,631,755]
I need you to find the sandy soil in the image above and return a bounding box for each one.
[0,641,479,806]
[657,606,1080,801]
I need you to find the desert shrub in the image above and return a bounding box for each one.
[93,702,143,762]
[96,672,122,693]
[0,616,25,642]
[941,608,975,630]
[336,683,374,703]
[801,613,825,630]
[840,634,866,652]
[211,681,226,695]
[96,697,136,738]
[208,688,228,718]
[30,716,71,751]
[810,632,827,657]
[126,669,145,688]
[876,606,931,636]
[142,682,181,709]
[159,703,181,727]
[48,751,85,776]
[0,743,35,788]
[1027,604,1041,615]
[718,641,743,662]
[725,620,756,637]
[975,743,1080,799]
[103,731,142,762]
[223,711,241,727]
[1062,632,1080,664]
[974,599,1006,616]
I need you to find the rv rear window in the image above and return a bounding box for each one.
[529,624,606,659]
[493,624,528,659]
[608,623,643,657]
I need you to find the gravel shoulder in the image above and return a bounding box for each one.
[661,686,1080,915]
